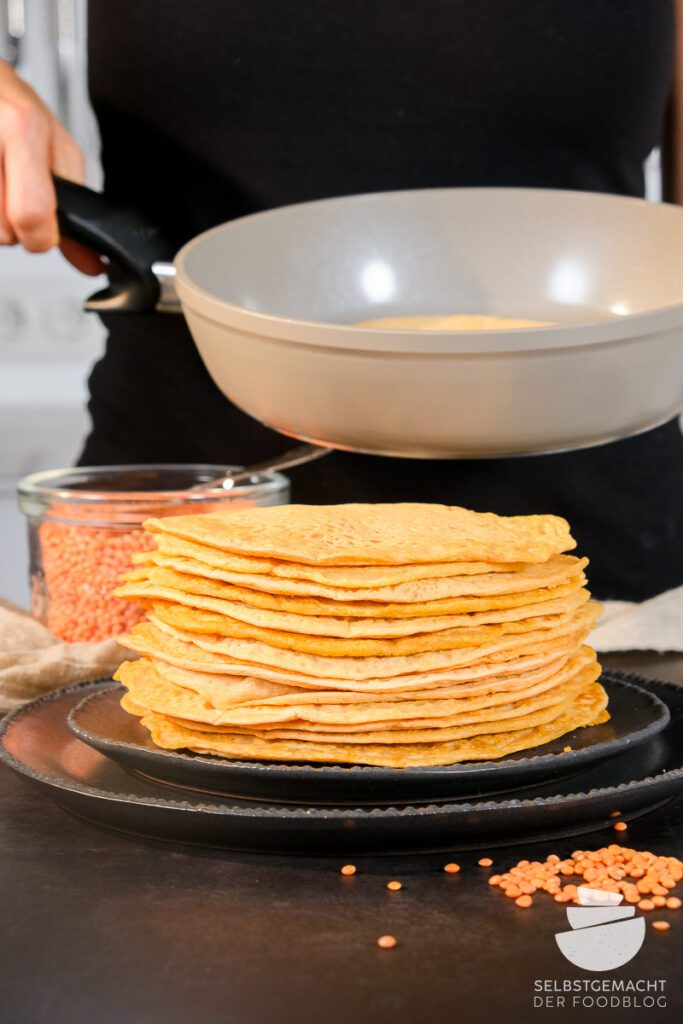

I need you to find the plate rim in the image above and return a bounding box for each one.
[66,675,670,782]
[0,671,680,820]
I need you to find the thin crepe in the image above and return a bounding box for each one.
[142,597,588,657]
[144,503,575,566]
[115,651,597,728]
[122,615,594,691]
[151,650,580,706]
[129,552,585,603]
[125,682,609,767]
[143,532,529,585]
[136,604,600,681]
[116,568,588,638]
[121,559,587,618]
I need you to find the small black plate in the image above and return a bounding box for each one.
[0,672,682,854]
[67,676,669,806]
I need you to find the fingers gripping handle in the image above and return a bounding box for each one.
[53,176,176,313]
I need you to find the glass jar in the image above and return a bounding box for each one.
[17,464,290,644]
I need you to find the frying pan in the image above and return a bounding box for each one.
[54,179,683,458]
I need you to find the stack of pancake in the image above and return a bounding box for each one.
[114,503,608,768]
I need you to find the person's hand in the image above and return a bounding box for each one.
[0,59,102,274]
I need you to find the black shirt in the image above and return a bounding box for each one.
[83,0,679,599]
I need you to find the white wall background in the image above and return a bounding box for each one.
[1,0,104,607]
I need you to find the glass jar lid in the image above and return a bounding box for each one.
[17,464,290,526]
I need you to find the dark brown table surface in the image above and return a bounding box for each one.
[1,652,682,1024]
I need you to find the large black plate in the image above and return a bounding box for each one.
[0,672,682,854]
[68,677,669,805]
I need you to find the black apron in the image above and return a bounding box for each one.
[82,0,680,600]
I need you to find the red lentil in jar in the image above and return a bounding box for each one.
[18,465,290,643]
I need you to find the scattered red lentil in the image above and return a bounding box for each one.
[515,895,533,908]
[610,810,622,818]
[487,845,683,909]
[377,935,397,949]
[613,821,628,833]
[386,881,402,891]
[563,746,572,753]
[652,921,671,932]
[444,863,461,874]
[340,864,357,876]
[478,857,493,867]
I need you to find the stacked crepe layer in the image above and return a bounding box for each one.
[114,503,608,768]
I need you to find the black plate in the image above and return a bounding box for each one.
[1,672,682,855]
[68,677,669,805]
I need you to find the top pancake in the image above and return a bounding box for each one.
[145,503,575,566]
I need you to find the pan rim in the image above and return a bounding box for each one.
[174,186,683,355]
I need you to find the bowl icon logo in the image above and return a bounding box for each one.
[555,887,646,971]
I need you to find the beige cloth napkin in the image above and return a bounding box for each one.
[589,585,683,653]
[0,598,128,714]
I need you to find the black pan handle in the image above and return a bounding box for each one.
[53,175,176,313]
